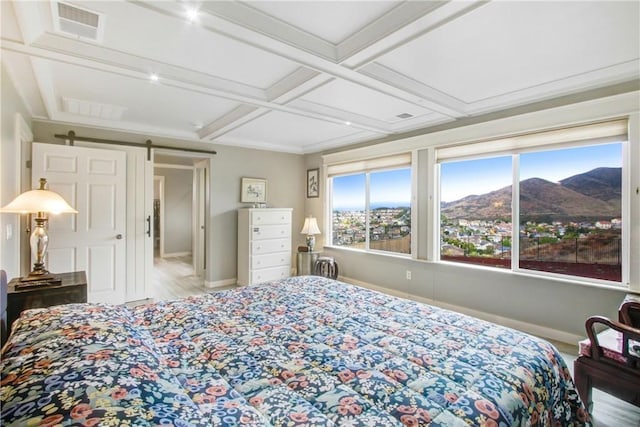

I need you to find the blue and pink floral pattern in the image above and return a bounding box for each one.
[1,276,590,426]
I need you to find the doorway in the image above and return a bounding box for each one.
[152,153,209,300]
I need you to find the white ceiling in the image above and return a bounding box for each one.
[2,1,638,154]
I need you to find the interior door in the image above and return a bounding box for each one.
[32,142,127,304]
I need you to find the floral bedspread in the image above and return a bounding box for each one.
[1,276,590,426]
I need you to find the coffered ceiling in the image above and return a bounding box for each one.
[2,1,638,154]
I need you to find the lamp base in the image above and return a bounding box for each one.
[20,260,52,281]
[306,235,316,252]
[20,272,55,282]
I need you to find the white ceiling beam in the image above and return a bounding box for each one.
[29,57,57,121]
[10,0,44,46]
[197,104,261,139]
[33,33,267,101]
[1,38,379,134]
[336,1,447,63]
[198,1,337,62]
[289,99,391,132]
[359,62,467,112]
[340,1,488,69]
[265,67,322,102]
[133,1,468,118]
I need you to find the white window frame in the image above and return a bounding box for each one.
[325,154,414,257]
[435,120,629,286]
[321,92,639,292]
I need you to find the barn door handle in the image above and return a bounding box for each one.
[146,216,151,237]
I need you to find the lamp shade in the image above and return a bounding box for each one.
[300,216,321,235]
[0,178,77,214]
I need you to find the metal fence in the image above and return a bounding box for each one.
[444,235,621,265]
[519,236,621,265]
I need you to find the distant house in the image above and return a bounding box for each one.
[595,221,612,230]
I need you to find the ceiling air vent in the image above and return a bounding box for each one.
[396,113,414,119]
[54,2,104,42]
[62,97,127,121]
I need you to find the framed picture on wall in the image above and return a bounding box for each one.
[307,168,319,198]
[241,177,267,203]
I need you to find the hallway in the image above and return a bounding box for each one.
[152,255,208,301]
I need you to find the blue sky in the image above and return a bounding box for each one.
[441,143,622,202]
[333,169,411,210]
[332,143,622,208]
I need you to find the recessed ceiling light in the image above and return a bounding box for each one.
[186,7,199,22]
[150,74,159,82]
[345,121,351,126]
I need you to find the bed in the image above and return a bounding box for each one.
[1,276,590,426]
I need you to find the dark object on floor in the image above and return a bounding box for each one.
[314,256,338,279]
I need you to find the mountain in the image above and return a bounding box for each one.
[441,168,621,221]
[560,167,621,205]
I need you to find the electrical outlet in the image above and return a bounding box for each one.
[406,270,411,280]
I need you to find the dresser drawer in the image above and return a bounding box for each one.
[252,238,289,255]
[251,252,291,270]
[251,224,290,240]
[251,210,291,225]
[250,265,290,284]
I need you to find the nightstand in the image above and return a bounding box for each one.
[297,251,320,276]
[6,271,87,332]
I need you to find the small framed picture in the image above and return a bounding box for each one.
[241,177,267,203]
[307,168,319,198]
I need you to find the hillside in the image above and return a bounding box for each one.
[560,167,621,207]
[442,168,621,221]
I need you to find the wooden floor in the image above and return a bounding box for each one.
[126,255,234,307]
[151,255,210,301]
[143,260,639,425]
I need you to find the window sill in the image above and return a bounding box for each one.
[323,245,412,260]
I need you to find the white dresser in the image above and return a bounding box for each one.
[237,208,293,286]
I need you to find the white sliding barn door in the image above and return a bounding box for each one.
[32,143,127,304]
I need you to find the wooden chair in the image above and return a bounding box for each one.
[620,296,640,328]
[574,297,640,411]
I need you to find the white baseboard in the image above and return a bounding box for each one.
[338,276,583,346]
[205,278,237,289]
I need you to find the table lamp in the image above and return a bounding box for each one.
[300,215,321,252]
[0,178,78,281]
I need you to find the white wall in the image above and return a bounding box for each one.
[155,167,193,256]
[207,145,306,285]
[0,63,32,280]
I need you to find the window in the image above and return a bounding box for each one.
[438,120,626,284]
[518,144,622,281]
[329,154,412,255]
[440,156,512,268]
